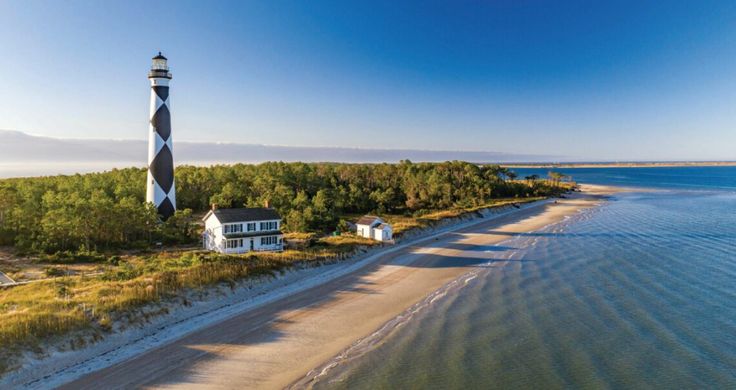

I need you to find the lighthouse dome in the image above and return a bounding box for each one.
[149,51,172,79]
[151,52,169,71]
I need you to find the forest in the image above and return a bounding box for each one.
[0,161,568,253]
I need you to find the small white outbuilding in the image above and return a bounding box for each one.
[356,215,393,242]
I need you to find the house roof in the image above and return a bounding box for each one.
[356,215,382,225]
[203,207,281,223]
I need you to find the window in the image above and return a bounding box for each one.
[223,224,243,234]
[259,221,278,231]
[226,239,244,249]
[247,223,256,231]
[261,236,279,246]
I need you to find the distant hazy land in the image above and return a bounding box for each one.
[2,130,733,179]
[0,130,552,178]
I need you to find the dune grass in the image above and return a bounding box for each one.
[0,241,383,374]
[384,197,545,236]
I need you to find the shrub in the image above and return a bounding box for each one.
[44,267,65,277]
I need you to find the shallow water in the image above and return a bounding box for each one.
[312,169,736,389]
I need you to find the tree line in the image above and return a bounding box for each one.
[0,161,567,253]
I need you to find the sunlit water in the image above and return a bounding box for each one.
[311,168,736,389]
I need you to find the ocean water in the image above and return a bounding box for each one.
[311,167,736,389]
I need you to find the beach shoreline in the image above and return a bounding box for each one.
[4,184,618,389]
[290,184,617,389]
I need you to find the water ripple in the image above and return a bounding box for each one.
[312,190,736,389]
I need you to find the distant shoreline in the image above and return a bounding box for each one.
[502,161,736,169]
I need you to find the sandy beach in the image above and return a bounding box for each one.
[42,185,614,389]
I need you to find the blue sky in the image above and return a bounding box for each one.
[1,1,735,161]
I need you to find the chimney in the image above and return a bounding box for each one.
[211,203,218,211]
[264,200,271,209]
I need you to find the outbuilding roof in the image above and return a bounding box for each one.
[203,207,281,223]
[356,215,382,225]
[375,223,391,230]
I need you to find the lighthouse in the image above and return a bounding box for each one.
[146,52,176,219]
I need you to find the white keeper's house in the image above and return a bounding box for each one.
[202,207,284,253]
[356,215,393,242]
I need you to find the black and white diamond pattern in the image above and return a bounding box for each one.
[147,83,176,219]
